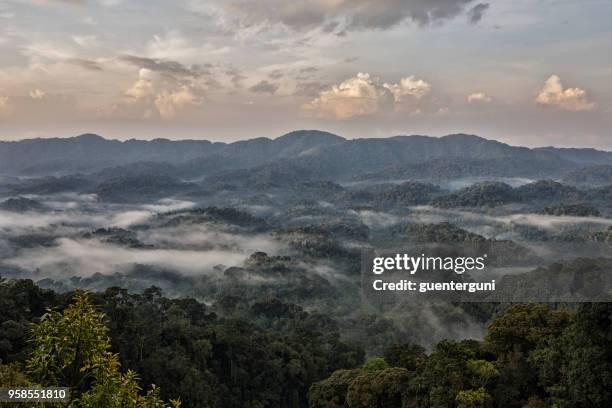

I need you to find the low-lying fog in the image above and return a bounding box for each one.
[2,191,609,285]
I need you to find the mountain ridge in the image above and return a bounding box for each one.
[1,130,610,180]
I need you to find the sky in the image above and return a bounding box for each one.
[0,0,611,148]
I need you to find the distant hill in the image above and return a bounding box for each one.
[429,180,587,209]
[0,133,219,174]
[563,165,612,186]
[1,131,610,184]
[0,196,45,212]
[0,130,344,175]
[535,146,612,165]
[358,156,573,182]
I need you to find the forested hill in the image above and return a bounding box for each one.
[1,131,611,180]
[1,278,610,408]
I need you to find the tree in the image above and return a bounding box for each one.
[383,343,427,372]
[25,291,179,408]
[420,340,478,408]
[455,387,492,408]
[362,357,388,372]
[558,303,611,407]
[308,369,362,408]
[466,360,498,388]
[485,304,571,407]
[346,368,410,408]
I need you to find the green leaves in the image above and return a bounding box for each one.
[25,291,179,408]
[27,292,110,388]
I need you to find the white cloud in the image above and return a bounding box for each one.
[72,35,98,48]
[302,72,429,119]
[124,68,203,120]
[302,72,391,119]
[125,68,156,100]
[467,92,492,103]
[7,238,247,277]
[30,89,46,99]
[536,75,594,112]
[155,86,202,120]
[383,75,431,102]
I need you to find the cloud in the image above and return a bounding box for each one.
[7,238,248,277]
[467,3,489,24]
[66,58,104,71]
[410,206,612,232]
[349,209,400,228]
[302,72,392,119]
[125,68,157,100]
[383,75,431,102]
[294,81,327,97]
[225,67,246,87]
[72,34,98,48]
[139,224,282,254]
[125,68,203,119]
[249,80,279,94]
[268,69,284,80]
[467,92,492,103]
[154,86,203,120]
[536,75,595,112]
[30,89,46,100]
[300,66,318,73]
[141,198,195,213]
[197,0,487,32]
[119,54,205,78]
[303,72,429,119]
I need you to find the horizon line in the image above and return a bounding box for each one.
[1,130,610,152]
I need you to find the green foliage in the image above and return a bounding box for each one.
[466,360,498,387]
[383,343,427,371]
[372,182,441,207]
[0,278,60,363]
[0,363,42,408]
[537,202,600,217]
[432,182,517,208]
[418,340,480,407]
[540,303,612,407]
[2,278,611,408]
[455,387,492,408]
[345,368,410,408]
[0,363,27,385]
[25,291,179,408]
[386,222,487,243]
[27,291,110,389]
[308,369,362,408]
[313,303,610,408]
[362,357,388,372]
[485,304,571,355]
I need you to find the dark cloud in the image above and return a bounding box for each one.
[67,58,103,71]
[119,55,206,78]
[225,68,246,87]
[467,3,490,24]
[268,70,284,80]
[249,80,279,95]
[299,66,318,73]
[204,77,224,90]
[207,0,486,32]
[322,21,340,33]
[293,81,326,97]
